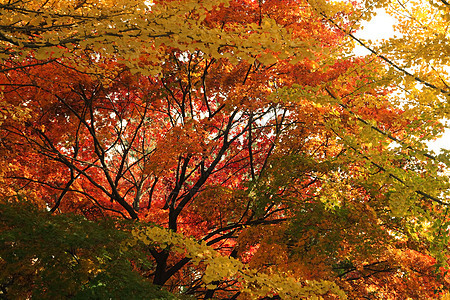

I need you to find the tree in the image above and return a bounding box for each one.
[1,0,450,299]
[0,199,177,299]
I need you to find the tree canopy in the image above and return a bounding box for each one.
[1,0,450,299]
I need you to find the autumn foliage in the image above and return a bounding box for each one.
[1,0,450,299]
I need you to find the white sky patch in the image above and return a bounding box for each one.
[430,123,450,153]
[353,9,398,56]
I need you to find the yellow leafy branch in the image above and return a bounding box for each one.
[127,225,347,299]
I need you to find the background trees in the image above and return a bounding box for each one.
[1,0,450,299]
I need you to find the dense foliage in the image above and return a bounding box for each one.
[0,199,176,299]
[1,0,450,299]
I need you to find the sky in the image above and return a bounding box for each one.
[353,10,398,56]
[354,10,450,153]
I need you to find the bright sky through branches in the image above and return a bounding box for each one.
[353,9,397,56]
[354,9,450,153]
